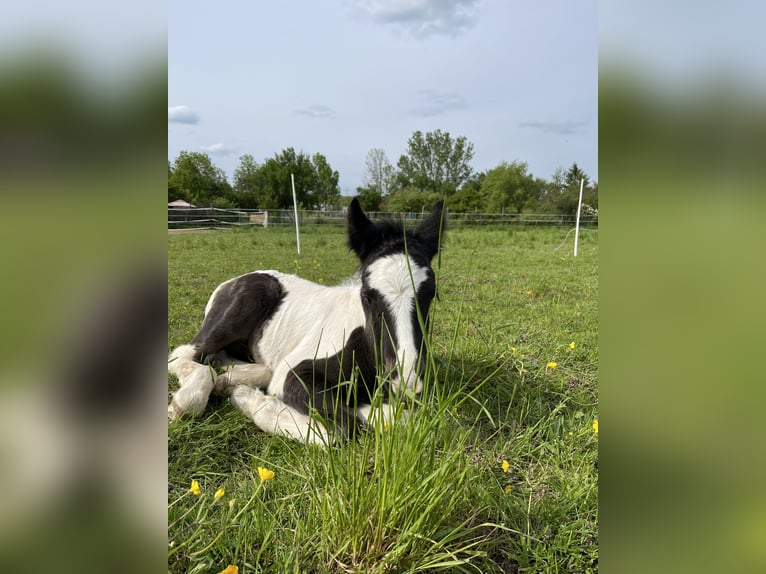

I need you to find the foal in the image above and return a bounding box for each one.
[168,198,445,444]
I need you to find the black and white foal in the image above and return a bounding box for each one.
[168,199,445,444]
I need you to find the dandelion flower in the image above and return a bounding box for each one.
[501,459,510,473]
[214,487,225,502]
[547,361,557,370]
[189,479,201,496]
[593,419,599,434]
[569,341,576,350]
[219,566,238,574]
[505,485,513,493]
[257,467,275,483]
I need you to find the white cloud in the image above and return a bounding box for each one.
[200,142,236,156]
[409,89,467,116]
[355,0,479,37]
[168,105,200,124]
[518,120,591,135]
[292,104,335,119]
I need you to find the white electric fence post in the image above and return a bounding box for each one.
[291,173,301,254]
[574,177,584,257]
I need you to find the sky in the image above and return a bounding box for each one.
[168,0,597,195]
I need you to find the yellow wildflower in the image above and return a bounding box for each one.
[547,361,557,370]
[501,459,510,473]
[511,346,517,355]
[569,341,575,350]
[219,566,238,574]
[593,419,599,434]
[505,485,513,493]
[214,487,225,502]
[257,467,275,482]
[189,479,201,496]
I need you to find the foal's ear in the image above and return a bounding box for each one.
[347,197,373,260]
[415,200,447,259]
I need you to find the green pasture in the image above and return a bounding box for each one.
[168,224,598,573]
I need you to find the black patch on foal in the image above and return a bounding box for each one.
[191,273,285,363]
[282,326,388,434]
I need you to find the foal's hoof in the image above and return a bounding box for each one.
[168,401,184,421]
[213,373,236,396]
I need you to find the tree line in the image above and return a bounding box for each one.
[168,129,597,215]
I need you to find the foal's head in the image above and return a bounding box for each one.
[346,198,445,396]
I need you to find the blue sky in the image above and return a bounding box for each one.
[169,0,597,194]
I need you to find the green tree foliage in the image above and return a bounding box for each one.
[231,148,340,209]
[356,186,383,211]
[268,148,315,208]
[168,160,181,203]
[566,162,590,188]
[310,152,341,209]
[396,129,474,195]
[168,151,233,207]
[384,187,441,212]
[537,164,598,216]
[448,171,486,212]
[483,161,542,213]
[233,154,275,209]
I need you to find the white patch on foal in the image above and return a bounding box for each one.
[365,253,429,394]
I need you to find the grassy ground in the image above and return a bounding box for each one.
[168,224,598,573]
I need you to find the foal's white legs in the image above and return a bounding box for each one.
[229,385,330,445]
[213,360,272,395]
[168,345,275,419]
[167,344,215,420]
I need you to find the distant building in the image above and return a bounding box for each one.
[168,199,195,208]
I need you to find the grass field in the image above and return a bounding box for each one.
[168,224,598,573]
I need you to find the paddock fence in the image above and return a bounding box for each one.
[168,207,598,231]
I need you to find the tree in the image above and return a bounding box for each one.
[363,148,395,196]
[168,160,182,203]
[231,148,341,209]
[539,164,597,216]
[384,187,441,213]
[273,148,317,208]
[247,148,316,209]
[566,162,590,188]
[483,161,540,213]
[396,129,474,195]
[356,186,383,211]
[168,151,232,206]
[310,152,341,209]
[233,154,276,209]
[448,171,486,213]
